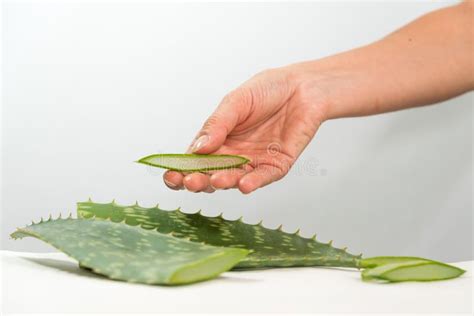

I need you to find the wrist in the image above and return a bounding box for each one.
[286,53,371,122]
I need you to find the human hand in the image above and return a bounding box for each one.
[163,1,474,194]
[163,66,330,194]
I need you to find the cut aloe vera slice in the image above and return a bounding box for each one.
[137,154,249,172]
[361,258,465,282]
[360,256,433,268]
[11,218,249,285]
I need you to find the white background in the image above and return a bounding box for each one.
[2,0,472,262]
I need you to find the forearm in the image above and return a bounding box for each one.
[293,1,473,120]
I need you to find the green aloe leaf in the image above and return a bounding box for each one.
[136,153,249,172]
[361,259,465,282]
[360,256,434,268]
[77,200,361,269]
[11,217,249,285]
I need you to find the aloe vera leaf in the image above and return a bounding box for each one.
[360,256,434,268]
[361,260,465,282]
[11,218,249,285]
[77,200,361,269]
[136,153,249,172]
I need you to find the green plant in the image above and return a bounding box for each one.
[11,200,465,285]
[137,153,249,172]
[11,216,248,285]
[77,200,360,269]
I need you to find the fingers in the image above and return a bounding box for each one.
[164,171,212,193]
[238,165,286,194]
[183,173,212,193]
[210,169,247,189]
[164,156,289,194]
[163,171,184,190]
[163,168,248,192]
[189,89,253,154]
[164,171,216,193]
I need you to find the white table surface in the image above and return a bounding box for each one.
[1,251,472,314]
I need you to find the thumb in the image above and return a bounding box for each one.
[189,90,250,154]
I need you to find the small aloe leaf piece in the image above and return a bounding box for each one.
[360,256,432,268]
[11,218,249,285]
[361,257,465,283]
[136,153,249,172]
[77,200,361,269]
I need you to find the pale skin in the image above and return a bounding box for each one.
[164,1,473,194]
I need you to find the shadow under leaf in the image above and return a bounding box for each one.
[21,256,108,281]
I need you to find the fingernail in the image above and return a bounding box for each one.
[191,135,209,152]
[164,179,177,188]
